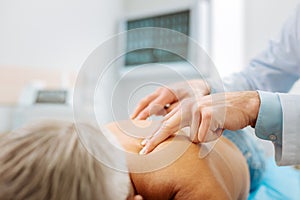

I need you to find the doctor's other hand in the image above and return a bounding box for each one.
[131,79,210,120]
[139,91,260,155]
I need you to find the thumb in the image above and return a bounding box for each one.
[139,125,172,155]
[133,195,143,200]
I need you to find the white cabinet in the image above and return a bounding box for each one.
[12,104,73,130]
[0,104,73,132]
[0,106,14,133]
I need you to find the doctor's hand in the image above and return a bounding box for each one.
[139,91,260,155]
[131,79,210,120]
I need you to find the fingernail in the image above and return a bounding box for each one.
[134,195,143,200]
[130,114,137,120]
[141,139,147,146]
[139,147,147,155]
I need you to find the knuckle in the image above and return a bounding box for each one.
[157,87,166,94]
[140,98,148,104]
[192,106,199,115]
[161,122,172,130]
[147,140,159,150]
[146,141,154,149]
[202,109,212,120]
[149,101,160,107]
[139,111,147,117]
[161,122,176,134]
[197,103,205,111]
[150,140,163,150]
[192,137,199,143]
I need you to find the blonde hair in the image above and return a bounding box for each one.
[0,121,131,200]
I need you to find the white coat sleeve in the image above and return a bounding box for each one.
[218,5,300,165]
[276,94,300,165]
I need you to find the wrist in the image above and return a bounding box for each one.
[187,79,210,98]
[249,91,261,127]
[170,79,210,100]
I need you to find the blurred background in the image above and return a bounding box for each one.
[1,1,300,198]
[0,0,299,133]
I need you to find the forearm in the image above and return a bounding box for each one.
[217,71,255,92]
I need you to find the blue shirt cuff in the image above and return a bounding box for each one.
[255,91,283,145]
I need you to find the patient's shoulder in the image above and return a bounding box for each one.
[105,120,249,199]
[131,143,234,200]
[161,143,238,199]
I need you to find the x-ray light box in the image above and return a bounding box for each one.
[120,0,211,72]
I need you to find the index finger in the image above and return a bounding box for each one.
[139,111,182,154]
[135,96,176,120]
[131,93,157,119]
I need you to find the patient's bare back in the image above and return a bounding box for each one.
[106,120,250,200]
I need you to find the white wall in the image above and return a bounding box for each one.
[211,0,245,76]
[211,0,299,76]
[244,0,299,64]
[0,0,123,69]
[1,0,297,73]
[0,0,123,131]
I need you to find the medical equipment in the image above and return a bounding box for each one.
[119,0,211,72]
[13,87,72,129]
[35,90,69,104]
